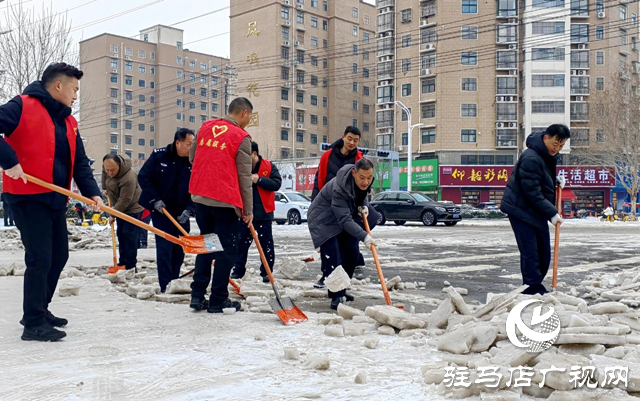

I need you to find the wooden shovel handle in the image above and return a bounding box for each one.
[162,207,189,236]
[25,174,179,244]
[106,194,118,264]
[362,212,392,306]
[552,185,562,289]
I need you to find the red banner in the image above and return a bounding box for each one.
[556,166,615,187]
[296,167,317,191]
[440,166,514,187]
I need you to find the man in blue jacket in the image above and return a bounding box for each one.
[138,128,196,293]
[500,124,570,295]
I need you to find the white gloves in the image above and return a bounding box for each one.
[550,214,564,225]
[358,206,369,217]
[556,176,566,189]
[363,234,376,248]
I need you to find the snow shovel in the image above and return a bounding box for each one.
[362,211,403,309]
[106,194,125,275]
[25,174,223,255]
[249,223,307,325]
[161,207,243,297]
[552,185,562,290]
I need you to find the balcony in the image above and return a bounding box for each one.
[377,0,394,9]
[496,129,518,148]
[421,4,436,18]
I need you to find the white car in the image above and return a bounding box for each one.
[274,191,310,225]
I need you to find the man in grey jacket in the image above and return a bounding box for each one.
[307,159,379,310]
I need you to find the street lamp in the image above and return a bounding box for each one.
[395,100,423,192]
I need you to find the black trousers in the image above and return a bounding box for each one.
[152,213,189,292]
[116,212,142,270]
[138,214,151,248]
[509,216,551,295]
[233,220,274,278]
[3,201,14,226]
[320,231,360,299]
[11,202,68,328]
[190,205,240,305]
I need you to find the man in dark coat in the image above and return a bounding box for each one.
[307,159,379,310]
[500,124,570,295]
[0,63,103,341]
[138,128,196,292]
[231,141,282,282]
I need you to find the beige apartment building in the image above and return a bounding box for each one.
[375,0,640,166]
[79,25,229,165]
[230,0,377,159]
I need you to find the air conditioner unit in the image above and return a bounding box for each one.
[284,122,291,128]
[112,99,119,104]
[496,122,504,128]
[284,20,290,26]
[380,80,389,86]
[283,41,290,46]
[112,69,118,73]
[425,44,435,51]
[598,11,605,18]
[508,18,517,24]
[125,56,131,60]
[578,70,585,75]
[294,40,300,46]
[297,4,303,9]
[578,44,586,50]
[125,101,131,105]
[509,70,517,75]
[421,69,431,76]
[576,96,585,101]
[420,20,429,27]
[397,146,404,151]
[571,70,578,75]
[520,97,525,103]
[297,84,304,89]
[284,0,290,5]
[508,44,517,50]
[496,96,504,102]
[297,124,304,129]
[111,145,118,149]
[508,122,517,128]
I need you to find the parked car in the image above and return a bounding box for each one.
[370,191,462,226]
[274,191,310,225]
[473,201,499,211]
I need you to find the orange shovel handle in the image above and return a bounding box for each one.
[362,213,392,306]
[552,185,562,289]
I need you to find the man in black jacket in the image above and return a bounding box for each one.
[138,128,196,292]
[500,125,570,295]
[231,142,282,283]
[0,63,103,341]
[307,159,379,310]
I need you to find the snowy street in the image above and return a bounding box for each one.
[0,219,639,400]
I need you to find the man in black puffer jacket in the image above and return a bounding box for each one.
[500,124,570,295]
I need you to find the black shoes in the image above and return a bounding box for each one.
[262,276,270,283]
[330,297,344,310]
[207,299,242,313]
[189,296,209,311]
[314,277,326,289]
[230,270,244,280]
[344,293,355,302]
[20,312,68,328]
[21,324,66,342]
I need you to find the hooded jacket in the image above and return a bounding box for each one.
[311,138,363,201]
[500,131,559,229]
[102,155,144,214]
[307,164,378,248]
[0,81,100,209]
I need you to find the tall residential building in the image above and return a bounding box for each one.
[230,0,377,160]
[375,0,640,165]
[79,25,229,165]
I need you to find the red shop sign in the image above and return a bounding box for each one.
[440,165,514,187]
[556,166,615,187]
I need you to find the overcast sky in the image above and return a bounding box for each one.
[1,0,375,59]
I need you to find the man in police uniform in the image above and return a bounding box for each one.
[138,128,196,293]
[231,141,281,283]
[188,98,254,313]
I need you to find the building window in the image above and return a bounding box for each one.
[596,77,605,91]
[311,56,318,66]
[138,138,145,146]
[323,19,328,30]
[125,136,132,145]
[461,78,477,91]
[496,103,517,120]
[139,109,146,117]
[533,0,565,7]
[422,79,436,94]
[282,27,290,40]
[281,130,289,141]
[297,132,304,142]
[352,7,358,18]
[401,108,411,122]
[402,35,411,48]
[311,37,318,48]
[596,26,604,40]
[138,79,146,88]
[571,50,590,69]
[125,91,133,101]
[377,86,394,103]
[189,102,196,110]
[150,52,155,60]
[322,97,328,107]
[177,113,182,120]
[176,41,182,50]
[281,89,289,101]
[150,111,155,118]
[189,116,196,123]
[189,88,196,96]
[110,74,118,83]
[125,106,132,115]
[110,88,118,98]
[110,44,119,53]
[496,24,517,43]
[323,78,328,88]
[125,120,132,130]
[323,58,328,69]
[212,104,218,113]
[462,0,477,14]
[296,111,305,123]
[297,92,304,103]
[352,100,358,111]
[401,58,411,72]
[532,22,565,35]
[353,26,358,37]
[532,101,565,114]
[110,59,118,69]
[281,109,289,121]
[110,119,118,129]
[281,7,289,19]
[138,153,145,160]
[311,95,318,105]
[532,48,565,61]
[311,115,318,125]
[110,134,118,144]
[139,94,146,103]
[211,90,218,99]
[496,51,517,69]
[621,5,627,20]
[139,65,145,74]
[401,133,408,146]
[461,104,477,117]
[461,52,477,65]
[532,74,565,87]
[421,103,436,119]
[570,24,589,43]
[311,75,318,86]
[462,26,478,40]
[323,117,328,127]
[421,129,436,144]
[125,61,132,71]
[363,104,370,114]
[461,129,477,143]
[402,83,411,97]
[401,8,412,23]
[125,47,133,56]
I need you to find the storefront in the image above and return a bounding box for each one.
[611,170,640,214]
[380,159,438,196]
[439,165,514,205]
[556,166,615,217]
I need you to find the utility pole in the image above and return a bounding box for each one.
[395,100,422,192]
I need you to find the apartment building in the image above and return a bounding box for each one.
[375,0,640,166]
[230,0,377,160]
[79,25,229,165]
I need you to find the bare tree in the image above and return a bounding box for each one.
[369,157,389,195]
[0,4,76,102]
[573,68,640,218]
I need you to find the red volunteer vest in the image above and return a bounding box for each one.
[189,118,250,210]
[3,95,78,195]
[257,158,275,214]
[317,148,363,190]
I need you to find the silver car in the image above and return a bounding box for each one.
[274,191,310,225]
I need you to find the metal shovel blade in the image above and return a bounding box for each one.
[178,233,223,254]
[268,297,308,325]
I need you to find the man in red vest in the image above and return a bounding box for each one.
[231,141,282,283]
[188,97,254,313]
[0,63,103,342]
